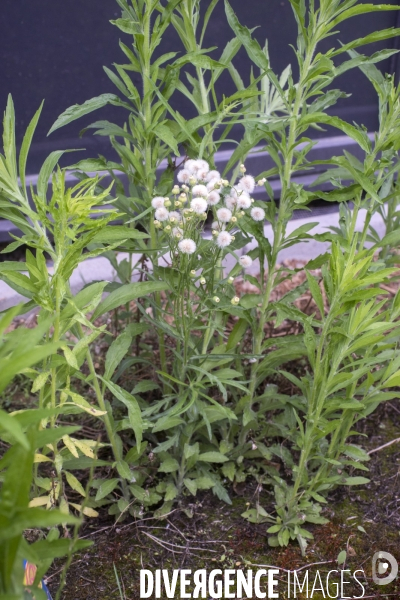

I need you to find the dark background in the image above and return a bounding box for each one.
[1,0,400,175]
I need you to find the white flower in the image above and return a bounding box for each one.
[207,178,220,191]
[206,170,221,182]
[172,227,183,238]
[251,207,265,221]
[185,159,209,175]
[238,175,255,194]
[191,197,208,214]
[155,207,169,221]
[197,167,210,181]
[211,221,221,231]
[177,169,191,184]
[184,159,198,174]
[178,238,197,254]
[236,193,251,209]
[195,159,209,173]
[192,184,208,197]
[224,196,237,210]
[151,196,165,209]
[216,231,232,248]
[217,207,232,223]
[207,191,220,206]
[169,211,182,222]
[239,255,253,268]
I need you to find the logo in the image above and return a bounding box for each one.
[372,551,398,586]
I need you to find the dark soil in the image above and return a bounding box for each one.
[44,402,400,600]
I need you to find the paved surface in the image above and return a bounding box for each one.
[0,209,386,311]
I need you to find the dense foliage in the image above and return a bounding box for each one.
[1,0,400,595]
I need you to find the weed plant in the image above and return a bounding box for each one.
[0,1,400,582]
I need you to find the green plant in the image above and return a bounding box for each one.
[0,307,92,600]
[0,96,169,518]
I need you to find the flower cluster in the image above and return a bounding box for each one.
[151,159,266,258]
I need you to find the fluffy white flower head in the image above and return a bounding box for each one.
[178,238,197,254]
[237,175,255,194]
[206,170,221,182]
[216,231,232,248]
[177,169,191,184]
[155,207,169,221]
[151,196,165,209]
[192,184,208,197]
[197,167,210,181]
[224,196,237,210]
[207,191,220,206]
[251,207,265,222]
[184,159,198,174]
[236,194,251,209]
[206,178,220,192]
[217,207,232,223]
[169,211,182,222]
[191,197,208,214]
[239,255,253,268]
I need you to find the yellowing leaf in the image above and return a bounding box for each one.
[65,471,86,497]
[29,496,49,507]
[63,435,79,458]
[70,503,99,518]
[72,439,95,458]
[34,453,53,463]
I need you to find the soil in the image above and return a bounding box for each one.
[39,400,400,600]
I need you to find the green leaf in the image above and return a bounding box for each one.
[305,271,325,316]
[0,409,29,449]
[48,94,121,135]
[92,226,149,243]
[344,476,370,486]
[19,101,44,193]
[337,550,347,565]
[198,451,229,463]
[159,458,179,473]
[95,478,120,501]
[153,123,179,156]
[101,378,143,448]
[105,332,132,379]
[92,281,169,320]
[37,150,67,201]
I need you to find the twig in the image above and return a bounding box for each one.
[368,436,400,455]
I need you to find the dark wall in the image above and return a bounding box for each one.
[1,0,400,174]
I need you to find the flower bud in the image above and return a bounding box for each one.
[251,198,254,203]
[231,235,235,241]
[228,276,234,284]
[179,193,187,201]
[174,201,181,208]
[182,185,189,192]
[257,178,266,186]
[222,179,229,187]
[231,296,240,305]
[164,199,171,208]
[186,216,192,222]
[231,216,237,223]
[169,216,176,223]
[172,185,180,194]
[239,164,246,173]
[190,270,196,277]
[201,212,207,219]
[189,175,197,185]
[164,225,171,232]
[154,220,162,228]
[200,277,206,285]
[212,230,218,236]
[213,296,220,303]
